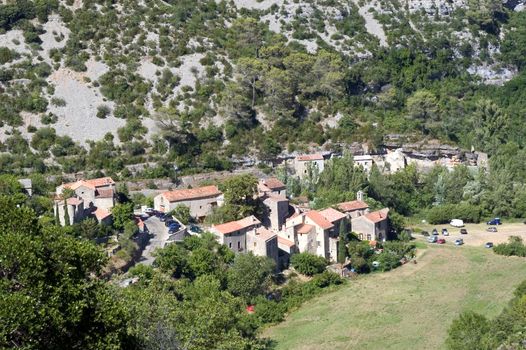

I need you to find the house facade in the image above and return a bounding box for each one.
[294,154,325,178]
[211,216,279,265]
[354,155,374,173]
[153,185,223,220]
[262,195,289,232]
[258,177,287,197]
[351,208,390,242]
[54,177,116,226]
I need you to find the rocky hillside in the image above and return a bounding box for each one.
[0,0,525,175]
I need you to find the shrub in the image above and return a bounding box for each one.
[426,203,482,224]
[290,252,327,276]
[311,271,343,288]
[96,105,111,119]
[493,236,526,257]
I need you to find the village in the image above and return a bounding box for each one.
[49,152,397,272]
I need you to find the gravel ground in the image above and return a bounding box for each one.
[47,68,124,144]
[412,222,526,247]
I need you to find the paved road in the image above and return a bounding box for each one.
[138,216,186,265]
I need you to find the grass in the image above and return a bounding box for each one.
[263,244,526,350]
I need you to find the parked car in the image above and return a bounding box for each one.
[189,224,202,234]
[450,219,464,227]
[159,215,168,222]
[454,239,464,246]
[487,226,498,232]
[460,228,468,234]
[428,236,438,243]
[442,228,449,236]
[144,207,154,215]
[432,228,439,235]
[437,238,446,244]
[487,217,501,225]
[165,219,175,227]
[421,231,430,237]
[168,223,180,230]
[485,242,494,248]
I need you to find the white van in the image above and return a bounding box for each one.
[450,219,464,227]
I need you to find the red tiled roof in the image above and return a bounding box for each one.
[251,227,277,241]
[296,223,314,234]
[94,208,111,221]
[95,188,114,198]
[305,210,334,230]
[263,177,286,190]
[66,197,83,206]
[319,207,346,223]
[338,200,369,212]
[63,177,115,190]
[162,185,221,202]
[278,236,295,247]
[297,154,324,161]
[213,216,261,235]
[363,208,389,223]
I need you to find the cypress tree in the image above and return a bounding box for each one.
[338,220,348,264]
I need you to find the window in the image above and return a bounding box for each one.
[254,242,257,247]
[359,233,363,240]
[367,234,371,240]
[237,241,241,249]
[229,242,232,248]
[317,241,321,247]
[199,205,202,209]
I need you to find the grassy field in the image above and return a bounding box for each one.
[263,244,526,350]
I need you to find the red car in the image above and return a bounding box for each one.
[437,238,446,244]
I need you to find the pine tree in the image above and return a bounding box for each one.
[338,220,349,264]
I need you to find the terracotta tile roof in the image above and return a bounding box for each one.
[305,210,334,230]
[319,207,346,223]
[66,197,83,206]
[297,154,324,161]
[162,185,221,202]
[278,236,295,247]
[213,215,261,235]
[95,188,114,198]
[94,208,111,221]
[338,200,369,212]
[296,223,314,234]
[263,177,286,190]
[250,227,277,241]
[363,208,389,223]
[63,177,115,190]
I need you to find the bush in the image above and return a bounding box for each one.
[311,271,343,288]
[426,203,482,224]
[290,252,327,276]
[96,105,111,119]
[493,236,526,257]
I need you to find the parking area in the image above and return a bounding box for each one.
[139,215,186,265]
[410,221,526,247]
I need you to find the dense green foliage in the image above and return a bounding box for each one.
[493,236,526,257]
[446,279,526,349]
[290,252,327,276]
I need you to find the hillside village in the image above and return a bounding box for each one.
[50,152,395,272]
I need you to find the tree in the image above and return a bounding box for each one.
[227,253,275,302]
[446,311,493,350]
[290,252,327,276]
[62,188,74,226]
[111,202,134,230]
[171,204,191,225]
[337,220,349,264]
[407,89,439,132]
[219,174,259,220]
[0,196,129,349]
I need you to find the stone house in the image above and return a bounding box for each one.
[351,208,390,242]
[258,177,287,197]
[318,207,347,261]
[281,209,343,262]
[338,200,370,219]
[262,195,290,232]
[294,154,325,178]
[54,177,116,226]
[153,185,223,220]
[354,155,374,173]
[212,216,279,265]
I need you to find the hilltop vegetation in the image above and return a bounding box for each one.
[0,0,525,178]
